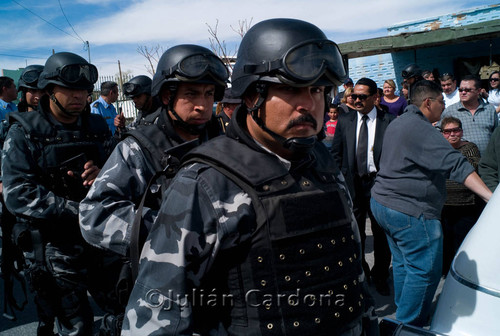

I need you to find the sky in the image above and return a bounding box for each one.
[1,0,498,78]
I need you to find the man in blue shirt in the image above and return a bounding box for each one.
[0,76,18,120]
[91,81,118,134]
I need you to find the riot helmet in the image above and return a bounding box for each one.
[231,18,347,98]
[18,65,44,90]
[38,52,98,92]
[152,44,228,135]
[231,18,347,155]
[401,63,423,80]
[151,44,228,100]
[123,75,152,98]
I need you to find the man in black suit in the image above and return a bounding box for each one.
[331,77,395,295]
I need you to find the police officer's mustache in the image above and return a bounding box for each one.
[287,114,317,130]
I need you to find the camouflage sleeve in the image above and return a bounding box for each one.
[1,124,79,221]
[79,137,158,256]
[121,163,254,335]
[0,119,10,180]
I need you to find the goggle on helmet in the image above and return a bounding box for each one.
[244,39,347,87]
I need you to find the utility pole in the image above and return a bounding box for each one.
[85,41,91,63]
[117,60,124,116]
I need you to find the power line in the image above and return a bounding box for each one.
[58,0,85,43]
[0,52,47,60]
[11,0,81,42]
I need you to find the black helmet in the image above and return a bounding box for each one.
[151,44,228,100]
[18,65,44,90]
[231,18,347,98]
[38,52,98,92]
[123,75,152,98]
[401,63,422,80]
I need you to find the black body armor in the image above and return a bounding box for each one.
[183,108,365,335]
[9,105,110,202]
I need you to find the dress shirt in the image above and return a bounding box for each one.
[356,108,377,174]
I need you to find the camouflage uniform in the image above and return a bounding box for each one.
[122,107,367,336]
[80,107,206,256]
[2,96,119,335]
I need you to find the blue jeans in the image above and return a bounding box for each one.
[370,198,443,327]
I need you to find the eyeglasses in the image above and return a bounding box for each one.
[441,127,462,135]
[162,53,229,84]
[490,78,500,82]
[351,94,371,101]
[244,39,347,86]
[458,88,476,93]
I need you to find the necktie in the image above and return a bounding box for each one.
[357,115,368,176]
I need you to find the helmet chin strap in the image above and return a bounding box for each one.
[166,89,205,136]
[50,93,80,117]
[248,83,317,156]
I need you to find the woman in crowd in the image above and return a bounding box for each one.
[338,87,356,114]
[486,71,500,115]
[380,79,407,116]
[440,116,482,274]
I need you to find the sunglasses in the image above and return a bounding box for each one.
[490,78,500,82]
[458,88,475,93]
[351,94,371,101]
[441,127,462,135]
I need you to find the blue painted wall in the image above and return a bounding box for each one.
[342,5,500,93]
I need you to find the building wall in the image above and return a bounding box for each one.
[343,5,500,93]
[388,5,500,36]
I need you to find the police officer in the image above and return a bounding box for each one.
[214,87,240,133]
[123,75,159,126]
[122,18,373,335]
[91,81,119,134]
[0,76,18,120]
[2,52,118,335]
[79,45,228,332]
[16,65,45,112]
[0,65,44,322]
[401,63,424,104]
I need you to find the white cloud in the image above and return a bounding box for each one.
[1,0,495,76]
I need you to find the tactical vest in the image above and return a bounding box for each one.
[9,110,110,202]
[184,137,364,336]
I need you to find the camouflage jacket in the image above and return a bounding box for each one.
[79,108,213,256]
[122,108,362,336]
[1,99,114,226]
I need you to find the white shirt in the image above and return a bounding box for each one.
[488,89,500,110]
[356,108,377,174]
[443,88,460,108]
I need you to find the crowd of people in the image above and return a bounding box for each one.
[0,17,500,336]
[327,64,499,328]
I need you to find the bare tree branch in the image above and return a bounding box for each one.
[206,18,253,71]
[137,45,165,76]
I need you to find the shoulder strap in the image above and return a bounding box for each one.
[8,111,54,139]
[129,140,200,280]
[126,124,174,173]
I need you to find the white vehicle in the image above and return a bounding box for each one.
[380,187,500,335]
